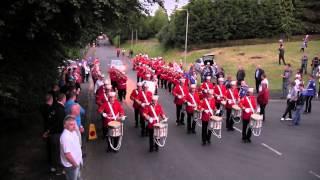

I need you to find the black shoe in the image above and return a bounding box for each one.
[207,140,211,144]
[149,148,154,152]
[155,147,159,152]
[242,139,247,143]
[229,128,235,131]
[181,122,185,125]
[176,122,180,126]
[192,130,196,134]
[187,130,191,134]
[202,142,206,146]
[247,139,251,143]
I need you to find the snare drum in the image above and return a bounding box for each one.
[231,105,241,117]
[108,121,122,137]
[153,123,168,139]
[250,113,263,128]
[209,115,223,129]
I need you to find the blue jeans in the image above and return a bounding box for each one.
[293,105,303,125]
[65,166,81,180]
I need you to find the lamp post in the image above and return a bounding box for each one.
[177,8,189,69]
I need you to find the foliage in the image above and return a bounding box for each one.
[0,0,162,118]
[158,0,313,48]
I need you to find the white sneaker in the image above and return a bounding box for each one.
[285,118,292,121]
[280,117,285,121]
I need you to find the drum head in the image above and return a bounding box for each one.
[232,105,240,110]
[108,121,121,128]
[251,113,263,121]
[154,123,165,128]
[211,115,222,121]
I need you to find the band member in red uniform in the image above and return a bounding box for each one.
[201,76,215,93]
[143,95,167,152]
[185,84,201,134]
[136,83,153,136]
[172,78,188,126]
[239,88,257,143]
[214,78,227,113]
[117,72,127,102]
[225,81,240,131]
[98,92,125,151]
[199,89,216,145]
[130,82,143,128]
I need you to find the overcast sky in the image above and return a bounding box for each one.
[144,0,189,16]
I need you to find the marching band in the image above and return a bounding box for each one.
[89,52,264,153]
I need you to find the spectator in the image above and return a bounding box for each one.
[60,115,83,180]
[282,64,292,98]
[257,82,269,121]
[236,65,245,87]
[48,93,66,175]
[301,54,308,74]
[254,64,264,93]
[304,75,316,113]
[259,73,269,92]
[311,57,319,77]
[292,84,305,126]
[279,44,286,65]
[281,82,297,121]
[239,81,248,98]
[40,94,55,172]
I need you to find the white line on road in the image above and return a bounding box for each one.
[234,127,242,133]
[261,143,282,156]
[309,170,320,179]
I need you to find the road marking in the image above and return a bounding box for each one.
[261,143,282,156]
[309,170,320,179]
[234,127,242,133]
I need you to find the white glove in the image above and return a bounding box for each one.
[141,103,145,107]
[120,116,126,121]
[204,90,208,93]
[257,107,261,113]
[204,110,210,113]
[148,117,154,123]
[228,100,232,104]
[245,108,250,113]
[178,95,182,99]
[217,96,221,100]
[145,103,150,106]
[102,113,107,118]
[215,110,221,115]
[162,117,168,122]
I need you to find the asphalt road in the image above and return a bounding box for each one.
[81,43,320,180]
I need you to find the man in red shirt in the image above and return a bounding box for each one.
[199,89,216,145]
[201,76,215,93]
[143,95,167,152]
[97,92,125,151]
[185,84,201,134]
[136,83,153,136]
[239,88,257,143]
[117,72,127,102]
[214,78,227,112]
[172,78,189,125]
[225,81,240,131]
[257,82,269,121]
[130,82,143,128]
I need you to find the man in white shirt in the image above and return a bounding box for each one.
[60,115,83,180]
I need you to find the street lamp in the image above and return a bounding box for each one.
[176,8,189,69]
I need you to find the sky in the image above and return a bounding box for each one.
[143,0,189,16]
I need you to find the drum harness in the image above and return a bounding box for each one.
[229,89,240,123]
[107,101,123,151]
[150,104,167,147]
[205,98,222,139]
[189,92,201,127]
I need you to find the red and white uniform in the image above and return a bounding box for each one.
[172,84,188,105]
[137,90,153,113]
[214,84,227,103]
[199,98,216,122]
[143,104,165,128]
[117,76,127,90]
[98,101,125,127]
[96,87,108,106]
[239,95,257,120]
[130,89,141,109]
[201,82,215,91]
[185,91,201,114]
[225,88,239,109]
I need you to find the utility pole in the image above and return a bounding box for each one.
[131,29,134,50]
[135,30,138,45]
